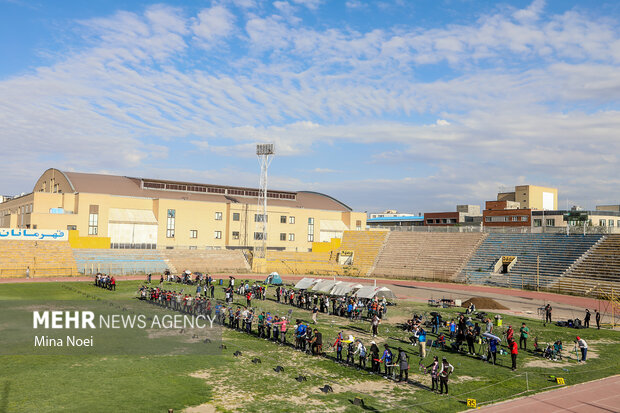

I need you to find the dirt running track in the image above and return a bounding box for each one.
[1,273,617,325]
[480,375,620,412]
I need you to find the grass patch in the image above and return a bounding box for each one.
[0,280,618,412]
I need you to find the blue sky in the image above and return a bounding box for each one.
[1,0,619,213]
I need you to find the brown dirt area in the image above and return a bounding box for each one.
[462,297,508,310]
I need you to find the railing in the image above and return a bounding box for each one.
[76,262,168,276]
[374,225,620,234]
[455,271,620,298]
[0,267,77,278]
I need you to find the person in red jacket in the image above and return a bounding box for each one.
[510,340,518,371]
[506,325,514,343]
[110,276,116,291]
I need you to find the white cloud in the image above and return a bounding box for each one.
[192,5,235,44]
[290,0,322,10]
[1,2,619,210]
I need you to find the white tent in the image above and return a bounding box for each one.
[330,282,364,296]
[355,286,396,300]
[312,279,339,293]
[294,277,319,290]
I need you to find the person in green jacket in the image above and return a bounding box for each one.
[519,322,529,350]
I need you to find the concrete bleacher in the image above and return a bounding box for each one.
[336,230,389,276]
[371,232,487,280]
[160,249,250,274]
[73,249,169,275]
[563,235,620,283]
[264,251,339,275]
[461,233,604,287]
[0,240,78,277]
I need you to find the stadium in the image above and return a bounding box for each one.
[1,167,619,412]
[2,1,620,412]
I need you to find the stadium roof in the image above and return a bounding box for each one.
[34,168,353,212]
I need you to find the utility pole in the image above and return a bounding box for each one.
[536,255,540,292]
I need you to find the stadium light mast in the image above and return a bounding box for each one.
[255,143,275,259]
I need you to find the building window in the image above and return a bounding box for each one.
[356,220,362,230]
[167,209,175,238]
[88,205,99,236]
[254,232,265,240]
[232,231,240,240]
[190,230,198,238]
[255,214,267,222]
[520,216,528,222]
[307,217,314,242]
[280,215,287,224]
[609,220,614,227]
[546,219,555,227]
[289,216,295,224]
[600,220,606,226]
[280,233,286,241]
[511,216,518,222]
[289,233,295,241]
[88,213,98,235]
[215,212,222,220]
[233,213,240,221]
[214,231,222,239]
[426,219,433,224]
[533,219,542,227]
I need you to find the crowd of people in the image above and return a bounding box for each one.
[94,273,116,290]
[136,273,598,398]
[274,286,389,322]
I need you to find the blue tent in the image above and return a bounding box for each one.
[265,272,283,285]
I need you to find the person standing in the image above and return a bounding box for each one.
[466,327,475,355]
[584,309,591,328]
[418,327,427,358]
[576,336,588,362]
[370,341,380,373]
[381,344,393,378]
[371,314,380,337]
[488,337,498,365]
[210,283,215,299]
[354,339,367,369]
[397,347,409,382]
[26,266,30,279]
[312,304,319,324]
[519,323,529,350]
[439,357,454,395]
[510,340,518,371]
[595,310,601,329]
[427,356,440,392]
[545,304,552,323]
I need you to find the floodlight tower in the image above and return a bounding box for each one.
[255,143,275,259]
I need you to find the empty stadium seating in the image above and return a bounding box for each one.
[264,251,339,275]
[371,232,487,280]
[563,235,620,283]
[337,231,389,276]
[461,233,604,288]
[73,249,168,275]
[0,240,78,277]
[160,249,250,274]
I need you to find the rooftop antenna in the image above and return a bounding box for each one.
[255,143,275,259]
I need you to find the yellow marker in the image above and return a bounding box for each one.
[556,377,565,385]
[467,399,477,408]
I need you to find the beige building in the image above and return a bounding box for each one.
[0,169,366,251]
[497,185,558,211]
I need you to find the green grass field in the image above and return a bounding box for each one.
[0,280,618,412]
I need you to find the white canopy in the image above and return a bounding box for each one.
[312,279,339,293]
[330,282,364,296]
[294,277,319,290]
[355,286,396,300]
